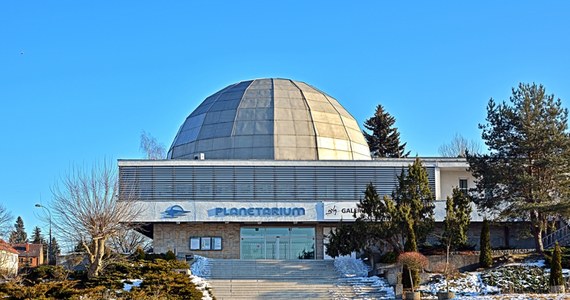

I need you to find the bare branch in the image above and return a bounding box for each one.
[0,204,13,240]
[140,130,166,160]
[438,133,481,157]
[108,228,151,255]
[50,160,142,278]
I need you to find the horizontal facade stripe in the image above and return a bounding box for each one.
[119,165,436,202]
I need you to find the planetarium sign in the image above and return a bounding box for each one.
[213,207,306,217]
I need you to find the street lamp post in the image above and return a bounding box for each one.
[35,204,52,265]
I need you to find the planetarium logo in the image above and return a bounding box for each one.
[162,205,191,219]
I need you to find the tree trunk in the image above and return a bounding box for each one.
[446,244,450,292]
[530,210,544,253]
[87,238,106,278]
[409,269,414,292]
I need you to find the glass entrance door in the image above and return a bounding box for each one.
[240,227,315,259]
[266,236,283,259]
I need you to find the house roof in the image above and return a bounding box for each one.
[0,239,19,255]
[11,243,43,257]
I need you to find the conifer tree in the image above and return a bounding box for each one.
[8,216,28,243]
[31,226,44,244]
[479,219,493,268]
[402,215,420,289]
[468,83,570,252]
[363,104,410,158]
[393,157,435,244]
[442,187,472,251]
[327,158,434,258]
[31,226,48,261]
[550,242,564,287]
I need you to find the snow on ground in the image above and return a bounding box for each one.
[419,258,570,299]
[334,256,370,277]
[503,259,546,268]
[121,279,143,292]
[457,294,570,300]
[333,256,395,299]
[189,255,213,300]
[418,272,499,296]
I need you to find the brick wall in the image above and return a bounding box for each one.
[154,223,240,259]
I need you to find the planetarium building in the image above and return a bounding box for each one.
[119,78,514,260]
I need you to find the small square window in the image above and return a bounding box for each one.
[459,179,468,194]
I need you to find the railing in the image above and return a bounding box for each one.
[543,222,570,249]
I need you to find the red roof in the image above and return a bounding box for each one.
[0,239,19,255]
[11,243,43,257]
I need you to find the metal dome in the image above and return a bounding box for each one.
[167,78,371,160]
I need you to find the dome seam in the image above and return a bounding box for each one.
[289,79,320,160]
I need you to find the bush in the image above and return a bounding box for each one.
[0,257,201,300]
[0,281,81,300]
[165,250,176,261]
[133,246,146,260]
[398,251,428,291]
[379,251,399,263]
[26,265,68,283]
[544,246,570,269]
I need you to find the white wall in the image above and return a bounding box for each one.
[0,251,18,276]
[438,169,476,200]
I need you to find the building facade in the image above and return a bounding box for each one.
[120,78,533,260]
[0,240,18,276]
[11,243,44,268]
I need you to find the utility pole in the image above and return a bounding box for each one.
[35,204,52,265]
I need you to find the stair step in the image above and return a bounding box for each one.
[205,259,392,299]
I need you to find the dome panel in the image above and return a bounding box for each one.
[167,78,371,160]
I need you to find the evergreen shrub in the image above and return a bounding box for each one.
[550,242,564,286]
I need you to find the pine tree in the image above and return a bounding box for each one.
[393,157,435,244]
[363,104,410,158]
[31,226,44,244]
[468,83,570,252]
[31,226,48,262]
[479,219,493,268]
[8,216,28,243]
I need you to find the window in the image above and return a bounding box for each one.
[459,179,468,194]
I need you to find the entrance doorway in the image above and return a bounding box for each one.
[240,227,315,259]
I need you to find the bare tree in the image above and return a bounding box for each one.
[0,204,13,240]
[438,133,481,157]
[50,161,141,278]
[108,227,151,255]
[140,130,166,159]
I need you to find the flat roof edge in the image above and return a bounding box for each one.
[117,157,468,168]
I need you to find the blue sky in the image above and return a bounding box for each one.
[1,1,569,243]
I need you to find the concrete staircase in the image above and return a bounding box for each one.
[206,259,391,300]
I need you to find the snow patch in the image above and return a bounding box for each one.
[420,257,570,298]
[191,255,211,278]
[333,257,395,299]
[121,279,142,292]
[334,256,370,278]
[189,255,213,300]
